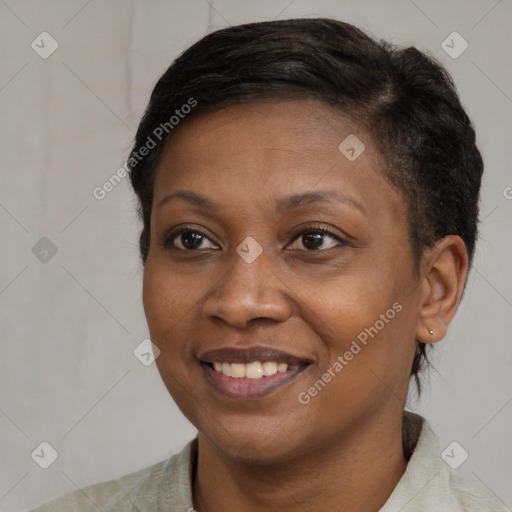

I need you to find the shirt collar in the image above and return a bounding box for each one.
[157,412,438,511]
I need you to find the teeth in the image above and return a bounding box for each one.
[246,362,263,379]
[230,363,246,378]
[221,362,231,377]
[262,361,277,376]
[211,361,290,379]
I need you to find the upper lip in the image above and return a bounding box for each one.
[199,346,312,365]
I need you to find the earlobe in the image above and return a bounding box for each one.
[415,235,469,344]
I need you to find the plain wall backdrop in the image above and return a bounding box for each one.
[0,0,511,510]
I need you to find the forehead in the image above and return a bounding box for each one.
[153,100,403,222]
[158,99,370,171]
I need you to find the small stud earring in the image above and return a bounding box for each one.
[428,328,434,335]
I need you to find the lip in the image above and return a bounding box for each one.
[199,346,312,365]
[198,346,313,400]
[201,362,310,399]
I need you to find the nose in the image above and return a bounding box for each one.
[201,250,292,329]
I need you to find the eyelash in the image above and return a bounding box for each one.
[163,224,346,252]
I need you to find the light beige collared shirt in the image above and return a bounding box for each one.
[30,414,508,511]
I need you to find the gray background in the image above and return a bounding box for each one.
[0,0,510,510]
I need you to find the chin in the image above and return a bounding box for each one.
[208,431,299,464]
[196,412,315,465]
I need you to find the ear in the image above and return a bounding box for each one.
[415,235,469,344]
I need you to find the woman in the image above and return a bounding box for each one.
[31,17,507,512]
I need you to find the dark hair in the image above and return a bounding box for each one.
[128,18,483,394]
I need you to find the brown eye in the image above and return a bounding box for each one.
[289,228,344,251]
[165,229,219,251]
[179,231,205,250]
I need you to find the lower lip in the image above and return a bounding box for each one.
[200,363,309,399]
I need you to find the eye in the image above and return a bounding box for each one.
[288,226,345,251]
[163,225,345,252]
[164,227,219,251]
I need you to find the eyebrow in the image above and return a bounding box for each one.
[157,189,366,215]
[157,190,220,213]
[275,190,366,215]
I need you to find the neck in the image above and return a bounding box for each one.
[193,412,414,512]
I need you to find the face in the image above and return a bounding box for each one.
[143,100,423,463]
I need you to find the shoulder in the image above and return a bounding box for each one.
[29,460,167,512]
[29,439,197,512]
[381,413,508,512]
[446,470,509,512]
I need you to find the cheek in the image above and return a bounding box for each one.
[313,294,410,379]
[299,269,415,403]
[142,260,197,382]
[141,260,201,412]
[142,257,200,331]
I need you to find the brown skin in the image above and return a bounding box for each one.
[142,100,468,512]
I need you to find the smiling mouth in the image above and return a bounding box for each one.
[198,346,312,399]
[206,360,302,379]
